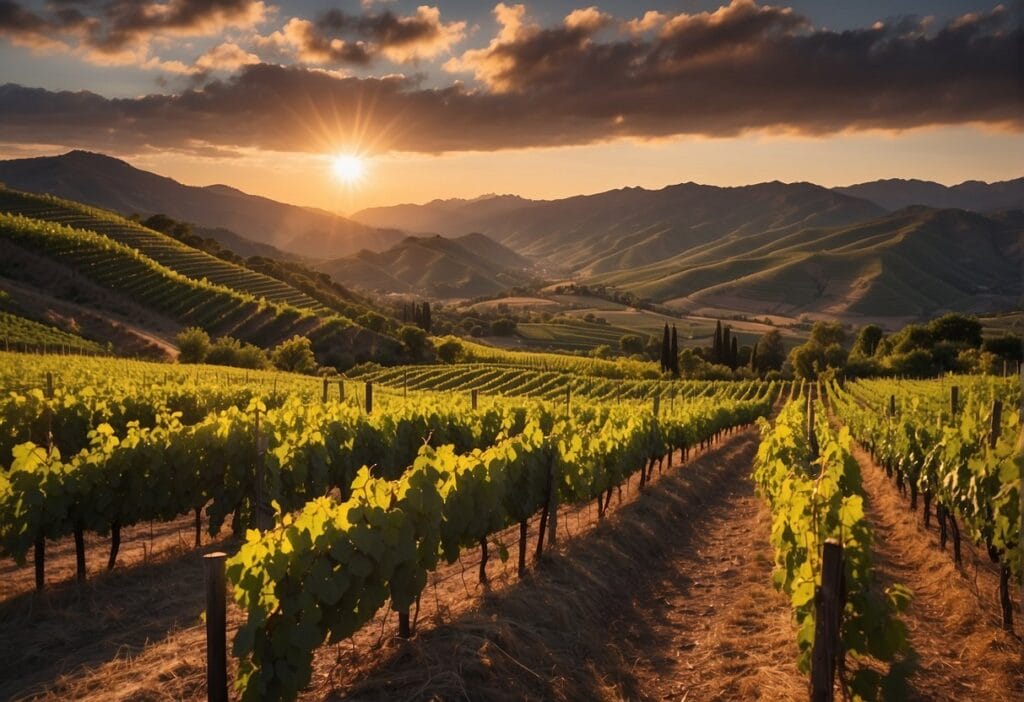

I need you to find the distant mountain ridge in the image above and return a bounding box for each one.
[0,151,404,259]
[834,177,1024,212]
[358,181,887,274]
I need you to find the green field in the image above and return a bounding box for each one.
[0,311,104,354]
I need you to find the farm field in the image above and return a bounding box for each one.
[0,353,1019,701]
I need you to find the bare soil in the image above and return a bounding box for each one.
[850,441,1024,700]
[1,426,809,701]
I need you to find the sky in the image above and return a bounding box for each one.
[0,0,1020,213]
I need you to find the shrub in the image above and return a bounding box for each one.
[176,326,211,363]
[271,335,318,374]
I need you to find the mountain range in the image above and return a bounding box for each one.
[0,150,403,259]
[0,151,1020,320]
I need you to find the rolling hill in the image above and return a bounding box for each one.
[0,150,404,259]
[0,187,403,363]
[352,181,887,275]
[591,207,1023,318]
[318,233,534,298]
[835,177,1024,212]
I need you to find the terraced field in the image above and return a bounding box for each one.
[0,189,327,313]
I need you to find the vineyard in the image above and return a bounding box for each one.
[0,353,1020,700]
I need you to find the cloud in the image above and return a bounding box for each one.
[263,4,466,65]
[0,1,1018,157]
[194,42,261,71]
[0,0,269,66]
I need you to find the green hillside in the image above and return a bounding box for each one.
[0,310,104,354]
[319,233,534,297]
[0,188,327,312]
[0,211,401,363]
[592,208,1023,318]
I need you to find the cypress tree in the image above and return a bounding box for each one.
[720,325,731,366]
[423,301,432,332]
[750,342,758,372]
[670,324,679,376]
[661,324,670,372]
[730,336,739,370]
[712,321,721,363]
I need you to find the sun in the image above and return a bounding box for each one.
[331,154,365,183]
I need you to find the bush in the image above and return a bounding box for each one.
[436,338,463,364]
[490,318,517,336]
[176,326,210,363]
[271,335,317,374]
[398,325,429,356]
[206,337,243,366]
[619,334,645,354]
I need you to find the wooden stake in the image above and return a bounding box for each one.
[811,540,843,702]
[204,552,228,702]
[365,381,373,414]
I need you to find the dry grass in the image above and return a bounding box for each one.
[323,428,805,701]
[1,427,805,701]
[850,441,1024,700]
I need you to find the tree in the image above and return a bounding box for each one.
[490,318,517,336]
[670,325,679,376]
[235,342,270,370]
[398,324,429,356]
[928,313,982,347]
[754,329,786,372]
[176,326,210,363]
[271,335,317,374]
[810,321,846,348]
[206,336,243,366]
[730,336,739,370]
[357,312,388,332]
[749,342,758,371]
[982,334,1023,362]
[789,343,824,379]
[852,324,883,357]
[436,338,462,364]
[712,321,723,364]
[661,324,671,372]
[620,334,645,354]
[890,324,932,354]
[721,325,732,366]
[422,301,432,333]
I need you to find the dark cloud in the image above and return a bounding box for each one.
[0,1,1018,156]
[0,0,267,59]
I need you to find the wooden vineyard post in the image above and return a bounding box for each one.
[811,540,844,702]
[986,399,1013,631]
[989,399,1002,450]
[365,381,373,414]
[322,378,329,403]
[35,371,56,590]
[652,395,660,416]
[403,370,408,400]
[807,393,818,461]
[950,386,959,417]
[254,408,269,532]
[204,552,228,702]
[565,385,571,416]
[889,394,896,418]
[339,380,345,402]
[471,389,478,410]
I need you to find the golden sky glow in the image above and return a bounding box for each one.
[105,125,1023,215]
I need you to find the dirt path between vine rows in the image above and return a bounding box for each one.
[331,426,805,701]
[850,442,1024,700]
